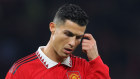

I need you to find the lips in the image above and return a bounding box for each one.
[64,48,73,54]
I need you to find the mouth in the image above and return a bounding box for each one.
[64,48,73,54]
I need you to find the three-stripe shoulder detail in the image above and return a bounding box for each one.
[9,53,38,74]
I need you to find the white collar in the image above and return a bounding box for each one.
[36,46,72,69]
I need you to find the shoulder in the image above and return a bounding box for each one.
[70,54,88,64]
[9,53,38,75]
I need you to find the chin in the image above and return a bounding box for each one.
[61,54,69,58]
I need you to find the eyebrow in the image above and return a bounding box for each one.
[64,30,84,37]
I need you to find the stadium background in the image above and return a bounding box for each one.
[0,0,140,79]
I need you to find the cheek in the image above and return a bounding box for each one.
[78,39,82,43]
[76,40,81,46]
[60,36,70,47]
[72,39,81,48]
[53,34,68,50]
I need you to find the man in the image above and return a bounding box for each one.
[6,4,111,79]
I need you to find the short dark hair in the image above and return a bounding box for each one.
[53,4,89,26]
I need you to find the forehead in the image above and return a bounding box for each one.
[59,20,86,35]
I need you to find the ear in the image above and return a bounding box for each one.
[49,22,56,34]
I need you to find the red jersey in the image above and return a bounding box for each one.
[6,46,111,79]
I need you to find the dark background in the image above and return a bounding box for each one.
[0,0,140,79]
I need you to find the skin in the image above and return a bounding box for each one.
[43,20,99,63]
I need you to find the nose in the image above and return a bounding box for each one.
[68,36,76,48]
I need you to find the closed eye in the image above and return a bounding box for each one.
[63,30,84,39]
[64,30,74,37]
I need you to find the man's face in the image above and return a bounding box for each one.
[52,20,86,58]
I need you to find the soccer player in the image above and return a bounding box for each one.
[6,4,111,79]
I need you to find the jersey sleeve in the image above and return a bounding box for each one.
[85,56,111,79]
[5,63,29,79]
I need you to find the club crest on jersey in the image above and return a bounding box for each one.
[67,71,81,79]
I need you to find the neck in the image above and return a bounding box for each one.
[43,39,64,63]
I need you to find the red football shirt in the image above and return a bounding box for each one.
[6,46,111,79]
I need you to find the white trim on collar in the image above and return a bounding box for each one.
[36,46,72,69]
